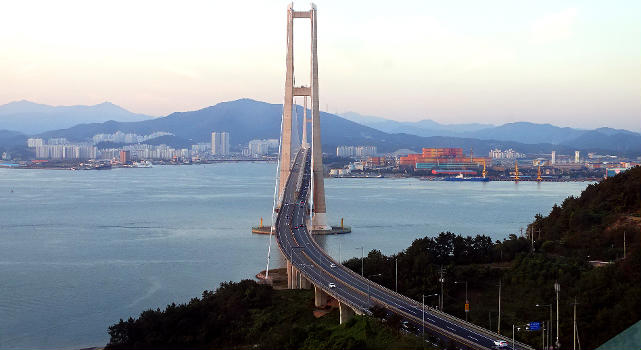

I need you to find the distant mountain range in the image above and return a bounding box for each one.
[0,100,154,134]
[1,99,639,157]
[29,99,589,155]
[0,130,27,148]
[340,112,641,154]
[340,112,492,135]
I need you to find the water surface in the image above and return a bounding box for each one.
[0,163,588,349]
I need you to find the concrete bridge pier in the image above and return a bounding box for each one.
[339,302,359,324]
[287,261,293,289]
[314,285,329,307]
[292,267,300,289]
[300,276,312,289]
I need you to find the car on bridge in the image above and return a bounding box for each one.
[494,340,508,348]
[328,282,336,288]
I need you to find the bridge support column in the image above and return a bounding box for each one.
[292,267,300,289]
[287,261,293,289]
[339,302,356,324]
[314,285,329,308]
[300,276,312,289]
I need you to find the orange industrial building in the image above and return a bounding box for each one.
[399,148,490,175]
[366,156,386,167]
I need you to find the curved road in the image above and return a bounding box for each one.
[274,149,534,350]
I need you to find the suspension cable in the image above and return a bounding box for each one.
[265,106,285,280]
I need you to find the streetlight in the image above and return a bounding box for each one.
[537,303,553,349]
[355,246,364,276]
[555,282,560,349]
[512,324,521,350]
[422,293,438,342]
[454,280,469,321]
[366,273,382,306]
[395,257,398,293]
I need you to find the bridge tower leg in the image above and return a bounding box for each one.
[278,4,295,204]
[314,285,329,307]
[309,5,331,231]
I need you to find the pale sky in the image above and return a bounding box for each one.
[1,0,640,130]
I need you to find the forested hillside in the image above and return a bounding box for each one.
[344,167,641,349]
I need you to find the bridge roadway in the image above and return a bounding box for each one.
[275,149,534,350]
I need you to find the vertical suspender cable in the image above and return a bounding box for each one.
[265,107,285,280]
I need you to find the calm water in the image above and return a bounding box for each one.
[0,163,589,349]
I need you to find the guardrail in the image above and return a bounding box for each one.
[277,149,534,350]
[273,149,368,314]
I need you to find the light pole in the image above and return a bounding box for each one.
[454,280,469,321]
[422,293,438,342]
[542,321,546,350]
[395,258,398,293]
[439,266,445,311]
[497,280,502,334]
[537,303,552,349]
[355,246,364,276]
[555,282,560,349]
[366,273,382,306]
[512,324,521,350]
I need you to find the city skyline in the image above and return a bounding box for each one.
[1,1,639,130]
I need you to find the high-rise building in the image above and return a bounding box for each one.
[551,151,556,165]
[489,148,525,159]
[575,151,580,163]
[336,145,377,158]
[248,139,279,156]
[211,132,230,155]
[27,138,44,148]
[120,150,131,164]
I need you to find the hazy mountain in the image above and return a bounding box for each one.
[341,112,641,153]
[466,122,586,144]
[561,130,641,154]
[0,130,29,158]
[466,123,641,152]
[37,98,572,155]
[0,100,154,134]
[0,130,27,148]
[340,111,492,137]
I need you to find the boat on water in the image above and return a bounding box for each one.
[92,163,112,170]
[444,173,490,182]
[132,160,153,168]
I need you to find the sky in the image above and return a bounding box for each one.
[1,0,640,130]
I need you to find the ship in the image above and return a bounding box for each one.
[132,160,153,168]
[92,163,112,170]
[444,173,490,182]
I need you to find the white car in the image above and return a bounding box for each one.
[494,340,508,348]
[328,282,336,288]
[330,263,337,268]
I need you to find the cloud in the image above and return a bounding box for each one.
[530,8,578,44]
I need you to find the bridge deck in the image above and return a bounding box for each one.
[275,148,534,350]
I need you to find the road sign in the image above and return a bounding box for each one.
[527,322,541,331]
[465,303,469,312]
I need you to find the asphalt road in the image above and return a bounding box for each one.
[274,148,534,350]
